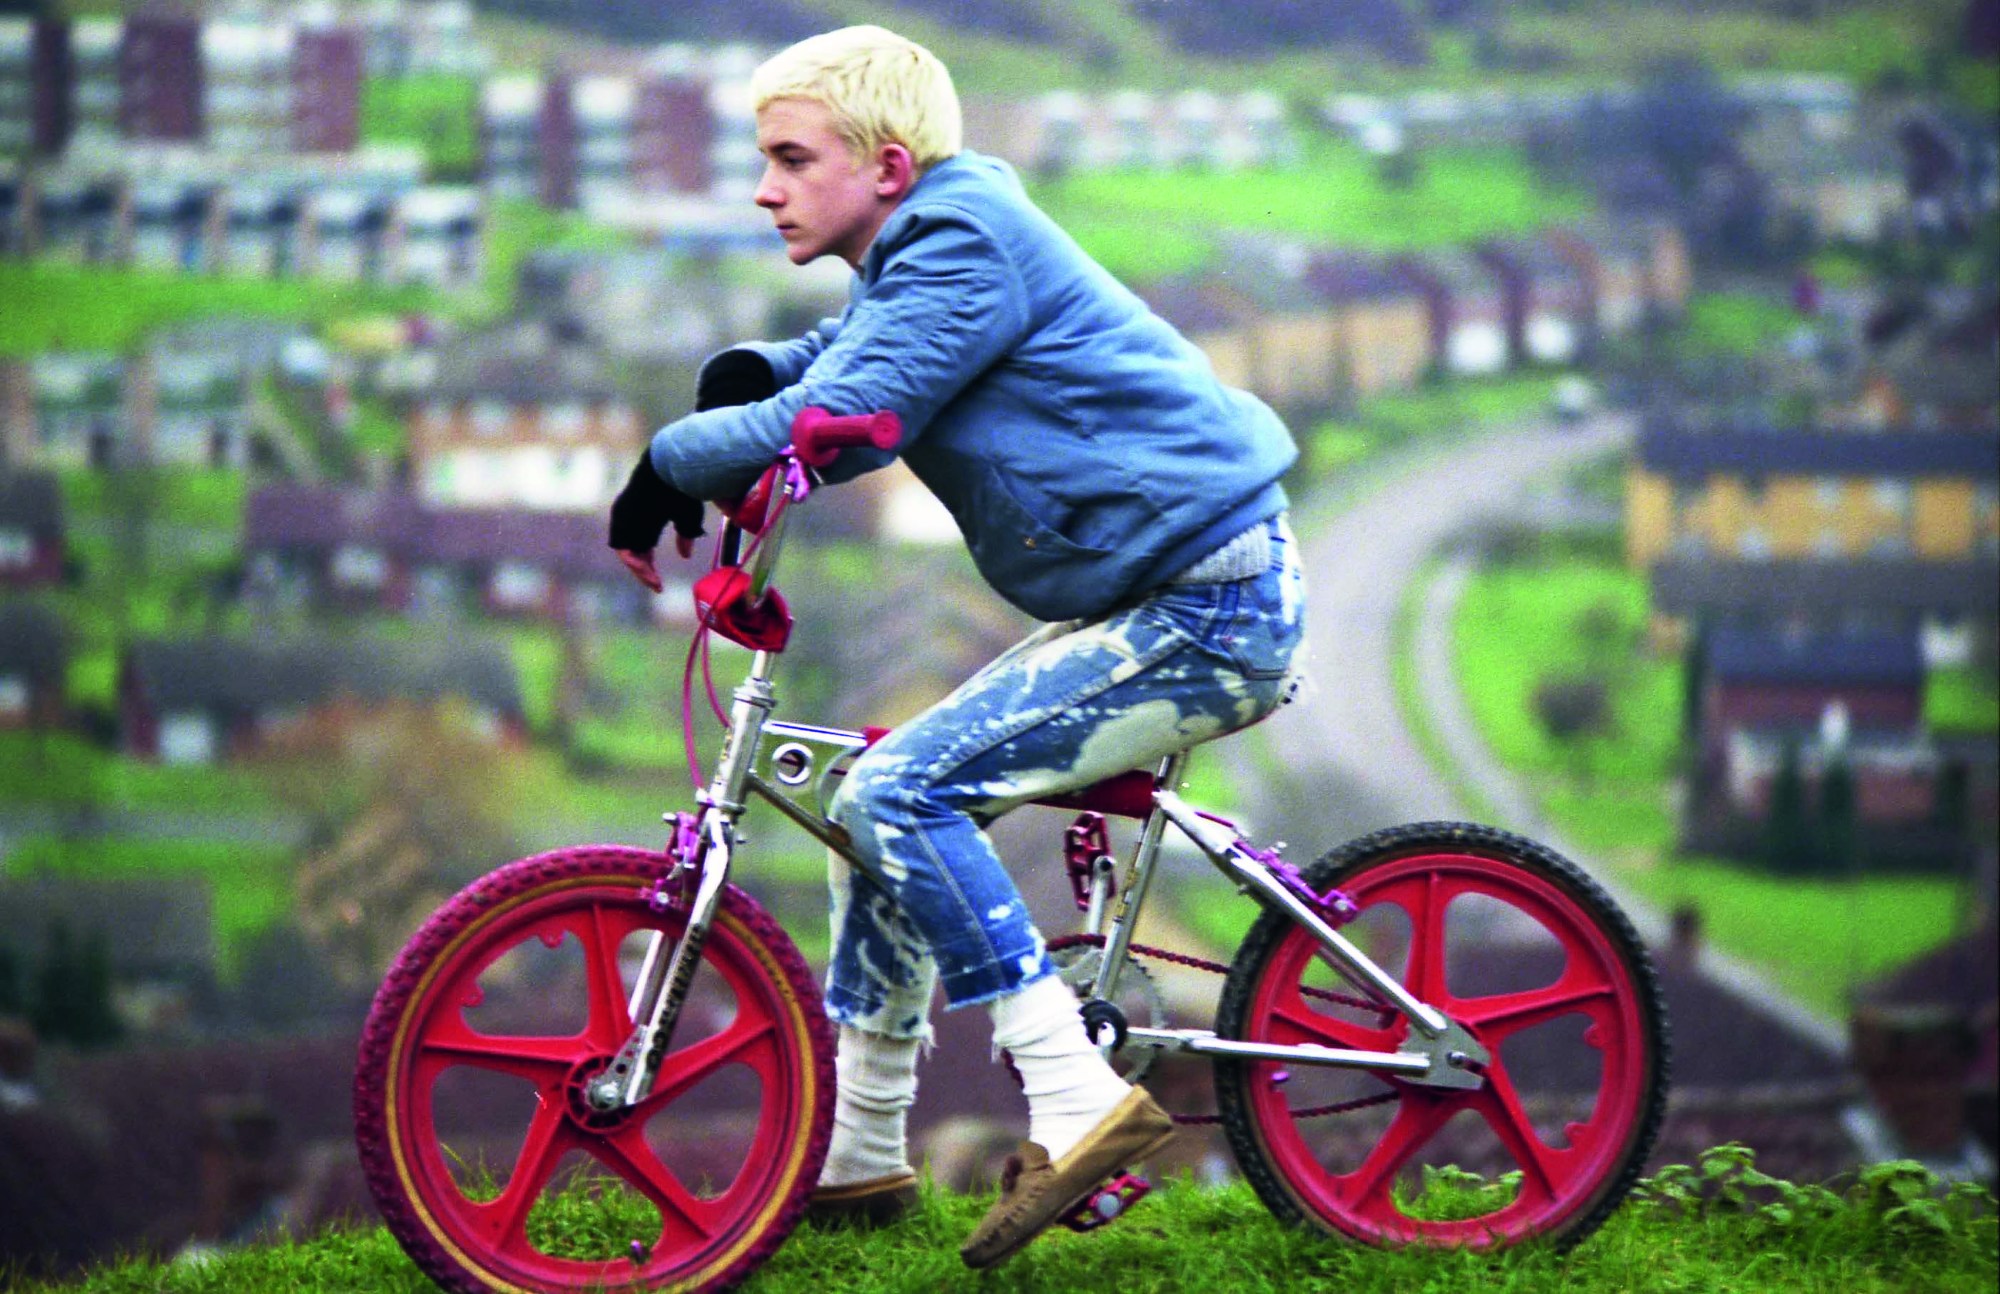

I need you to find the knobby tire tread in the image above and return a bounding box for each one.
[353,845,835,1293]
[1212,821,1671,1253]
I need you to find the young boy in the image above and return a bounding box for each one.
[608,25,1304,1268]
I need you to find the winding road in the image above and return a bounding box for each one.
[1246,411,1846,1049]
[1252,413,1633,851]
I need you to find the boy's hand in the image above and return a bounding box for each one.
[608,451,704,589]
[695,350,778,410]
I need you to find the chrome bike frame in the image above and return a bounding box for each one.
[588,474,1488,1114]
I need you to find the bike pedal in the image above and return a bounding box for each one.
[1059,1173,1151,1233]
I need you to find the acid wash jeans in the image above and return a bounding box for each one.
[825,518,1305,1042]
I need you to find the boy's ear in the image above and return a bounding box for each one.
[874,143,916,200]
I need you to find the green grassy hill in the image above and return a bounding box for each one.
[8,1150,1994,1294]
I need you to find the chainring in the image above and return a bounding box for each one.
[1049,944,1167,1084]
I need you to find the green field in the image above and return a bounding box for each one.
[3,832,294,979]
[0,262,443,358]
[1305,374,1563,478]
[1441,548,1973,1016]
[359,74,480,178]
[1034,135,1589,283]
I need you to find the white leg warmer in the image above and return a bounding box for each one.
[819,1023,922,1188]
[989,973,1132,1161]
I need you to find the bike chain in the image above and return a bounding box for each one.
[1049,933,1400,1126]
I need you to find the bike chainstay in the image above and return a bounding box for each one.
[1049,933,1400,1126]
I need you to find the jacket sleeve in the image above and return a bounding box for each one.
[698,314,844,394]
[650,209,1031,500]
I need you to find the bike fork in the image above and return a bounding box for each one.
[586,814,735,1113]
[587,654,779,1114]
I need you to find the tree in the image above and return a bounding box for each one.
[28,920,77,1041]
[1818,751,1860,876]
[69,928,122,1047]
[0,943,22,1017]
[27,920,121,1048]
[1760,739,1813,873]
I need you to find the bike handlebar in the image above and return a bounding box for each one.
[791,406,902,467]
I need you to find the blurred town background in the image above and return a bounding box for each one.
[0,0,1994,1279]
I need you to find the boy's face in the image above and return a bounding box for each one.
[754,97,898,269]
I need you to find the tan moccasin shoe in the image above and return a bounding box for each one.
[959,1088,1176,1269]
[804,1169,920,1228]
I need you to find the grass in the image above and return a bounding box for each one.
[1031,133,1589,284]
[1503,1,1950,88]
[1927,664,2000,736]
[0,262,444,358]
[58,466,246,535]
[1613,854,1966,1015]
[1305,374,1563,480]
[1437,544,1972,1017]
[1680,290,1810,358]
[0,731,282,817]
[2,832,294,979]
[10,1149,1993,1293]
[359,74,480,178]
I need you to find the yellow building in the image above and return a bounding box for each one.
[1627,422,2000,567]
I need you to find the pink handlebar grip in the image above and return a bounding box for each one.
[791,406,902,467]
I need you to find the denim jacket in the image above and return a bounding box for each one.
[648,150,1296,622]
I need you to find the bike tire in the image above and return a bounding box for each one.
[1213,822,1668,1251]
[354,845,834,1293]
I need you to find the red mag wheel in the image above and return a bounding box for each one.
[354,846,833,1292]
[1214,823,1668,1251]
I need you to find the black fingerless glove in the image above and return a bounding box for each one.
[607,451,705,552]
[695,349,778,411]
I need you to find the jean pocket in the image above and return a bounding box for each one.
[1218,571,1302,680]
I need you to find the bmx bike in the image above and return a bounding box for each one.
[354,409,1670,1292]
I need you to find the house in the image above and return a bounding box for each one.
[0,599,65,728]
[1477,235,1596,366]
[216,183,303,277]
[1303,249,1430,397]
[479,64,718,212]
[0,471,65,588]
[297,188,390,282]
[1392,248,1510,377]
[65,17,118,151]
[0,17,74,157]
[129,320,287,470]
[1218,251,1344,413]
[3,352,126,469]
[1744,115,1907,246]
[1693,625,1933,818]
[118,13,204,144]
[382,187,480,288]
[403,503,668,624]
[119,632,526,764]
[5,12,362,158]
[123,176,215,272]
[1548,222,1650,339]
[1626,419,2000,569]
[1849,881,1998,1172]
[408,323,644,514]
[25,171,120,263]
[243,483,679,626]
[517,247,748,363]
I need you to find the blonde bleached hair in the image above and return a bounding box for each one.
[750,26,962,173]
